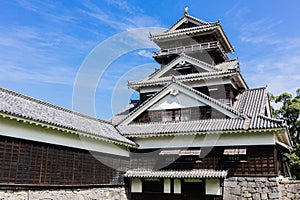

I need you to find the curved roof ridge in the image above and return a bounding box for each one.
[152,24,217,38]
[165,14,216,33]
[181,53,220,71]
[136,53,219,84]
[128,71,237,89]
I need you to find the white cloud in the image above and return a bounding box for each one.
[79,0,161,31]
[0,64,75,85]
[242,37,300,95]
[239,18,282,45]
[137,50,154,58]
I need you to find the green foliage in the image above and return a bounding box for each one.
[271,88,300,179]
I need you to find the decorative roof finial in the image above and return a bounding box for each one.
[184,7,189,16]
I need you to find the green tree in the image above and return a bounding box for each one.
[270,88,300,179]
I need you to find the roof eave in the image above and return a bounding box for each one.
[0,111,138,148]
[120,128,285,138]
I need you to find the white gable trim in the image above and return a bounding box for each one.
[168,16,204,32]
[151,54,217,80]
[121,82,240,125]
[169,84,239,118]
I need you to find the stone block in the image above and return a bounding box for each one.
[252,193,260,200]
[287,192,295,199]
[246,177,254,182]
[268,178,278,182]
[257,178,267,183]
[0,192,5,199]
[242,191,251,198]
[228,177,238,181]
[255,181,265,188]
[260,193,268,200]
[268,192,279,199]
[248,182,256,188]
[238,177,246,182]
[230,188,241,196]
[271,187,279,193]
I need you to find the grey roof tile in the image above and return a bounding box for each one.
[124,169,228,179]
[0,88,135,146]
[117,118,246,136]
[117,116,284,137]
[233,87,268,117]
[151,24,218,40]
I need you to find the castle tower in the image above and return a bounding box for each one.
[112,8,292,200]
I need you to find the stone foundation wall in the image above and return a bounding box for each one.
[279,179,300,200]
[224,177,300,200]
[0,187,128,200]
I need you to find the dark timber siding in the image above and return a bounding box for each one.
[0,135,128,187]
[130,146,287,177]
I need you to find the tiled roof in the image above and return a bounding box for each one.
[110,103,137,125]
[233,87,268,117]
[116,85,285,137]
[129,72,238,89]
[148,54,222,79]
[151,24,218,41]
[120,81,248,126]
[117,116,284,137]
[117,118,245,136]
[0,88,135,146]
[124,169,228,179]
[215,59,239,71]
[128,59,239,90]
[167,14,214,31]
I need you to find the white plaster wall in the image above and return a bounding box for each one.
[0,118,129,157]
[148,92,206,110]
[133,132,275,149]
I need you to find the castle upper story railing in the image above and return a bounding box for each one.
[153,41,227,59]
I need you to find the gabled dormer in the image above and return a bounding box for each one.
[120,80,246,126]
[151,54,218,79]
[128,56,247,106]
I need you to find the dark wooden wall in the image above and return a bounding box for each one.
[0,135,128,187]
[130,146,289,177]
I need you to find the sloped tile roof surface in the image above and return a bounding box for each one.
[117,117,283,137]
[128,58,239,89]
[233,87,268,117]
[117,118,245,136]
[167,14,214,31]
[0,88,135,146]
[124,169,228,178]
[151,24,218,40]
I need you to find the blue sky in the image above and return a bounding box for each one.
[1,0,300,120]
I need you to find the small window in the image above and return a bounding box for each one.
[223,148,246,155]
[223,148,247,162]
[131,178,142,193]
[164,179,171,193]
[174,179,181,194]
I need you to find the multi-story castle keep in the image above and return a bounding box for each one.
[0,8,293,200]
